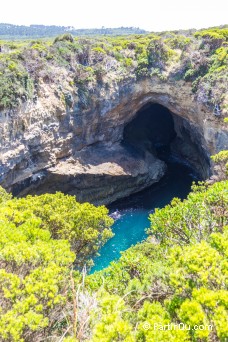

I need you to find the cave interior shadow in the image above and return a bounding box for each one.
[122,102,177,160]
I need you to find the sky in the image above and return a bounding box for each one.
[0,0,227,32]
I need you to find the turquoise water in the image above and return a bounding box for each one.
[90,159,198,273]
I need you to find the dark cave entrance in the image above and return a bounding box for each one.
[122,103,210,178]
[9,102,210,200]
[123,103,176,159]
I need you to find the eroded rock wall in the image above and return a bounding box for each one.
[0,75,227,203]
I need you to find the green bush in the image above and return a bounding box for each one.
[0,27,227,112]
[0,57,34,109]
[92,46,106,54]
[54,33,74,43]
[0,186,12,204]
[0,192,113,268]
[86,177,228,342]
[165,35,192,50]
[0,190,114,341]
[0,175,227,340]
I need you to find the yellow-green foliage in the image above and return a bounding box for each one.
[0,49,34,109]
[147,37,177,70]
[211,150,228,164]
[194,28,228,41]
[209,47,228,73]
[0,219,75,341]
[92,293,134,341]
[0,192,113,268]
[0,189,114,341]
[0,186,12,204]
[30,40,48,53]
[137,302,190,341]
[92,46,106,54]
[124,57,133,67]
[148,180,228,246]
[86,179,228,342]
[0,27,228,110]
[0,173,228,341]
[53,33,74,43]
[165,35,192,50]
[168,231,228,340]
[211,150,228,178]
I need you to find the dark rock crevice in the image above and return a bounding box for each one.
[122,102,210,179]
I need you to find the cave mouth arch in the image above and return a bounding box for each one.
[7,101,210,204]
[123,103,176,157]
[122,102,209,179]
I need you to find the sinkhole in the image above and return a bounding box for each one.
[122,102,210,178]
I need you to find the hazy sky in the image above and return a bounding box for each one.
[0,0,227,31]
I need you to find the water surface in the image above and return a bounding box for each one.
[91,159,198,273]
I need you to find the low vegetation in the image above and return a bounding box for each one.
[0,192,113,341]
[0,149,227,341]
[0,25,227,115]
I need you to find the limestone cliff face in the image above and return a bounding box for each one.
[0,74,227,204]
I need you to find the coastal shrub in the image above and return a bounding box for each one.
[165,35,192,50]
[0,192,113,268]
[148,181,228,246]
[194,28,228,41]
[30,40,48,54]
[92,46,106,54]
[194,29,228,51]
[0,189,114,341]
[147,37,168,69]
[85,179,228,341]
[0,27,227,113]
[147,37,176,70]
[183,51,209,81]
[209,46,228,73]
[0,186,12,204]
[54,33,74,43]
[0,219,75,342]
[136,51,149,77]
[211,150,228,180]
[124,57,133,67]
[0,58,34,109]
[0,176,227,341]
